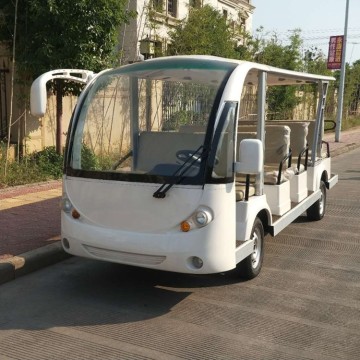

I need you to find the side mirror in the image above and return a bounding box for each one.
[235,139,263,174]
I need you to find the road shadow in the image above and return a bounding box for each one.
[292,215,310,224]
[0,257,240,331]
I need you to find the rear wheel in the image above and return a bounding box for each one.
[236,217,264,280]
[307,180,326,221]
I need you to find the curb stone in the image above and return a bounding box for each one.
[0,140,359,285]
[331,143,359,157]
[0,242,71,285]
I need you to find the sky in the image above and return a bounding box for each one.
[252,0,360,64]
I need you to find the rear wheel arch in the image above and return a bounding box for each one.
[321,170,330,189]
[257,208,271,235]
[321,170,328,182]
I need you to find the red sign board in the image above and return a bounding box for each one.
[327,36,344,70]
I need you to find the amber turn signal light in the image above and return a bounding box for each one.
[180,221,191,232]
[72,209,81,219]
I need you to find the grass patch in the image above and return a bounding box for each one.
[325,116,360,133]
[342,116,360,131]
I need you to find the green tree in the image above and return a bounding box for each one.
[0,0,134,153]
[336,60,360,119]
[253,29,304,119]
[303,47,331,75]
[167,5,238,58]
[303,47,334,119]
[254,29,303,70]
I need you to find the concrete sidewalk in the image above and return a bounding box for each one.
[323,126,360,156]
[1,127,360,284]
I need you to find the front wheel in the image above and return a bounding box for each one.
[307,180,326,221]
[236,217,264,280]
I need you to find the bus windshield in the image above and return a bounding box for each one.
[67,58,236,183]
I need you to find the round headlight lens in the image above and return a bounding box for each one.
[61,198,72,213]
[195,211,208,226]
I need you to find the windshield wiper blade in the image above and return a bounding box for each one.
[153,145,205,199]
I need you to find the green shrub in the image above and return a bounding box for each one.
[0,158,47,187]
[162,110,207,131]
[30,146,64,178]
[342,116,360,130]
[81,144,98,170]
[0,146,64,188]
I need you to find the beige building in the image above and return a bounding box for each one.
[119,0,255,63]
[0,1,254,156]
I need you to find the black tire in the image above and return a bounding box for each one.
[307,180,326,221]
[236,217,264,280]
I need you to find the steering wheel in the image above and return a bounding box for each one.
[176,150,202,167]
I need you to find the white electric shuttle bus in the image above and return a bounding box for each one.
[31,56,338,279]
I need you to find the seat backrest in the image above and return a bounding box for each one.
[179,125,207,133]
[137,132,204,172]
[266,120,315,150]
[264,125,291,164]
[238,125,258,133]
[238,120,257,126]
[273,122,309,155]
[306,121,316,149]
[237,125,291,164]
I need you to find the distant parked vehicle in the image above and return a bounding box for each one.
[30,55,338,279]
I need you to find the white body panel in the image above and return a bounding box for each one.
[290,171,308,203]
[236,195,271,241]
[264,182,291,216]
[307,157,331,191]
[62,177,238,274]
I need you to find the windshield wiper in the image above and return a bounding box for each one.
[153,145,205,199]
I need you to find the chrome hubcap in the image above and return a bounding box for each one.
[251,231,261,268]
[319,190,324,215]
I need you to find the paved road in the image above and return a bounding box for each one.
[0,149,359,360]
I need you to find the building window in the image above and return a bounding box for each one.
[153,0,177,18]
[222,9,228,19]
[238,10,249,30]
[155,41,164,57]
[240,16,246,30]
[189,0,202,8]
[152,0,163,12]
[167,0,177,17]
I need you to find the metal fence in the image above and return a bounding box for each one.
[161,82,216,130]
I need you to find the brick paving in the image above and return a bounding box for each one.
[0,181,61,258]
[0,127,360,259]
[323,126,360,156]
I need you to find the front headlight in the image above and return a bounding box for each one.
[195,209,211,226]
[180,206,213,232]
[61,197,73,213]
